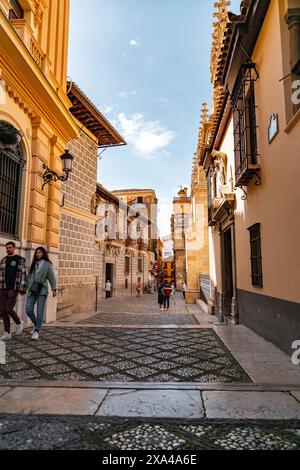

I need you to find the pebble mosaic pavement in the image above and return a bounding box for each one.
[0,327,251,383]
[0,415,299,450]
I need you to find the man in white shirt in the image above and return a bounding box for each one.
[105,280,112,299]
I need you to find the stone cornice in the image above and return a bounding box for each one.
[0,71,36,119]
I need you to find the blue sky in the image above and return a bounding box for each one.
[68,0,240,236]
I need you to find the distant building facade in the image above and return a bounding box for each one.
[171,187,191,291]
[58,83,126,316]
[185,151,209,304]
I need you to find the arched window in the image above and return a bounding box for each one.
[0,123,25,238]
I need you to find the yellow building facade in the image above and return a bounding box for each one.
[0,0,78,321]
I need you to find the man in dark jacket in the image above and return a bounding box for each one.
[0,241,27,340]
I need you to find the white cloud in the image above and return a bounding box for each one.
[117,91,137,99]
[100,103,118,115]
[117,112,176,158]
[130,39,139,46]
[158,97,169,103]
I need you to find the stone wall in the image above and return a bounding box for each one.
[58,132,97,313]
[59,214,96,312]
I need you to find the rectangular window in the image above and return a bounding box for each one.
[9,0,24,20]
[125,256,130,276]
[232,64,259,187]
[125,279,128,289]
[138,258,143,272]
[248,223,263,288]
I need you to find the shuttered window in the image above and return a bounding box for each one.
[248,223,263,288]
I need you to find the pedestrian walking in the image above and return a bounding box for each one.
[0,241,27,340]
[157,282,165,311]
[163,282,172,310]
[136,279,142,298]
[182,282,187,300]
[105,280,112,299]
[26,246,57,340]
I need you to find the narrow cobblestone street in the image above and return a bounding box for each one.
[0,294,300,450]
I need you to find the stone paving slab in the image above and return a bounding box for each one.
[291,392,300,402]
[96,389,204,418]
[214,325,300,385]
[0,415,300,450]
[0,388,11,398]
[202,391,300,420]
[1,380,300,391]
[240,362,300,385]
[0,387,108,415]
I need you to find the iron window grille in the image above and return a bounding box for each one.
[248,223,263,288]
[232,63,260,188]
[0,144,25,238]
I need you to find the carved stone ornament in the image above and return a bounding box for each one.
[1,75,36,120]
[212,150,228,198]
[31,0,47,27]
[105,244,121,257]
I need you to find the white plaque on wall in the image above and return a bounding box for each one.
[268,114,279,144]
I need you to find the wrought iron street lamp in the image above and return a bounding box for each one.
[42,149,74,190]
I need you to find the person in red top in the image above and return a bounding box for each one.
[136,280,142,298]
[163,282,172,310]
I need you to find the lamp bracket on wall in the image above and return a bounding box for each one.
[234,186,248,200]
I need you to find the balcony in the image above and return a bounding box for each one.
[10,19,46,70]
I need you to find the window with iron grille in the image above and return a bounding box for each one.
[232,63,259,187]
[9,0,24,20]
[0,144,24,238]
[125,256,130,275]
[248,223,263,288]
